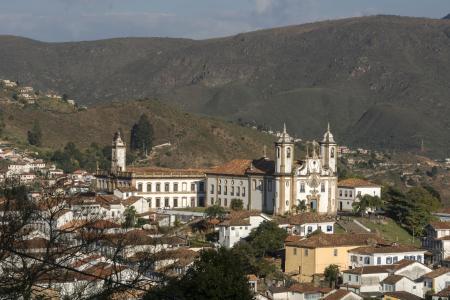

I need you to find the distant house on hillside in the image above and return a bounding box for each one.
[337,178,381,212]
[0,79,17,88]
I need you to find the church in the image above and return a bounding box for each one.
[206,124,338,215]
[95,125,338,216]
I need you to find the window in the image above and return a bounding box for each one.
[349,191,353,197]
[331,148,335,158]
[231,186,234,196]
[164,197,169,207]
[321,182,325,193]
[287,147,291,158]
[386,257,392,264]
[417,256,422,263]
[199,182,204,192]
[327,225,333,232]
[212,198,216,205]
[237,186,240,196]
[224,198,228,206]
[351,256,357,262]
[339,190,342,197]
[304,249,309,256]
[156,183,161,192]
[348,275,352,281]
[231,227,235,230]
[165,183,170,192]
[307,226,313,233]
[300,182,305,193]
[393,256,398,263]
[293,248,297,255]
[174,183,178,192]
[210,184,214,194]
[224,186,228,195]
[377,257,381,265]
[182,182,187,191]
[191,183,196,192]
[333,249,338,256]
[218,185,222,194]
[344,191,348,197]
[242,187,246,197]
[364,257,370,264]
[138,183,143,192]
[156,198,161,207]
[148,198,152,207]
[173,198,178,207]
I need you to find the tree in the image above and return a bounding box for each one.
[27,121,42,146]
[230,199,244,211]
[62,93,69,102]
[145,248,254,300]
[352,195,382,216]
[324,264,340,288]
[123,206,137,228]
[247,221,288,257]
[205,205,226,220]
[295,200,307,213]
[130,114,154,154]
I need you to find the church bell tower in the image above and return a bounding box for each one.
[319,123,337,174]
[111,131,126,174]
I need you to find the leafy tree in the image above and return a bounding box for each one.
[205,205,226,220]
[230,199,244,211]
[352,195,382,216]
[423,185,441,201]
[145,248,254,300]
[247,221,288,257]
[27,121,42,146]
[295,200,307,213]
[324,264,340,288]
[62,93,69,101]
[130,114,154,154]
[123,206,137,228]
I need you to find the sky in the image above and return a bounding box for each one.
[1,0,449,42]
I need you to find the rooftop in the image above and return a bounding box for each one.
[348,244,424,255]
[422,267,450,279]
[338,178,380,188]
[429,221,450,230]
[285,233,382,249]
[322,289,353,300]
[277,212,335,225]
[207,157,274,176]
[384,291,422,300]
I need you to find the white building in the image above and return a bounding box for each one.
[348,244,426,268]
[0,79,17,88]
[111,131,126,174]
[337,178,381,212]
[422,267,450,294]
[423,221,450,265]
[218,211,271,248]
[277,212,335,236]
[207,124,338,215]
[267,283,332,300]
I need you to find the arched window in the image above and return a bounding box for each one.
[287,147,291,158]
[331,148,335,158]
[137,183,143,192]
[147,183,152,192]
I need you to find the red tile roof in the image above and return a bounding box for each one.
[384,291,422,300]
[322,289,353,300]
[208,158,274,176]
[338,178,380,188]
[422,267,450,279]
[285,233,382,249]
[430,222,450,230]
[278,212,335,225]
[349,244,424,255]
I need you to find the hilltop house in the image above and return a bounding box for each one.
[423,222,450,265]
[337,178,381,212]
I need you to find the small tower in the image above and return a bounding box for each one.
[274,123,295,215]
[275,123,295,174]
[111,131,126,174]
[319,123,337,173]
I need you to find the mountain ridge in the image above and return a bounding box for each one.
[1,15,450,157]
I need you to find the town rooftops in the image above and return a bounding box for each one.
[127,166,208,177]
[422,267,450,279]
[338,178,380,188]
[381,275,405,285]
[218,211,269,227]
[384,291,422,300]
[348,244,424,255]
[285,233,382,249]
[116,186,137,193]
[434,286,450,297]
[207,157,274,176]
[343,259,418,275]
[277,212,335,226]
[429,221,450,230]
[322,289,354,300]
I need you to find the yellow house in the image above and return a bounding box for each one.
[285,233,381,282]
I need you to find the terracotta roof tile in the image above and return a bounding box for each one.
[208,158,274,176]
[384,291,422,300]
[323,289,353,300]
[278,212,335,225]
[285,233,382,249]
[338,178,380,188]
[430,222,450,230]
[422,267,450,279]
[349,244,424,255]
[434,286,450,297]
[381,275,405,285]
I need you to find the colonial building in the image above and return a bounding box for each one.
[207,124,338,215]
[95,132,207,209]
[337,178,381,212]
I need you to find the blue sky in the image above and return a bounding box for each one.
[1,0,449,42]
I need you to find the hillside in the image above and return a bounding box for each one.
[0,99,275,168]
[1,16,450,156]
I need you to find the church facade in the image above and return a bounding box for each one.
[96,125,338,215]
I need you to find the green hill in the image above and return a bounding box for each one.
[1,15,450,156]
[0,99,275,168]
